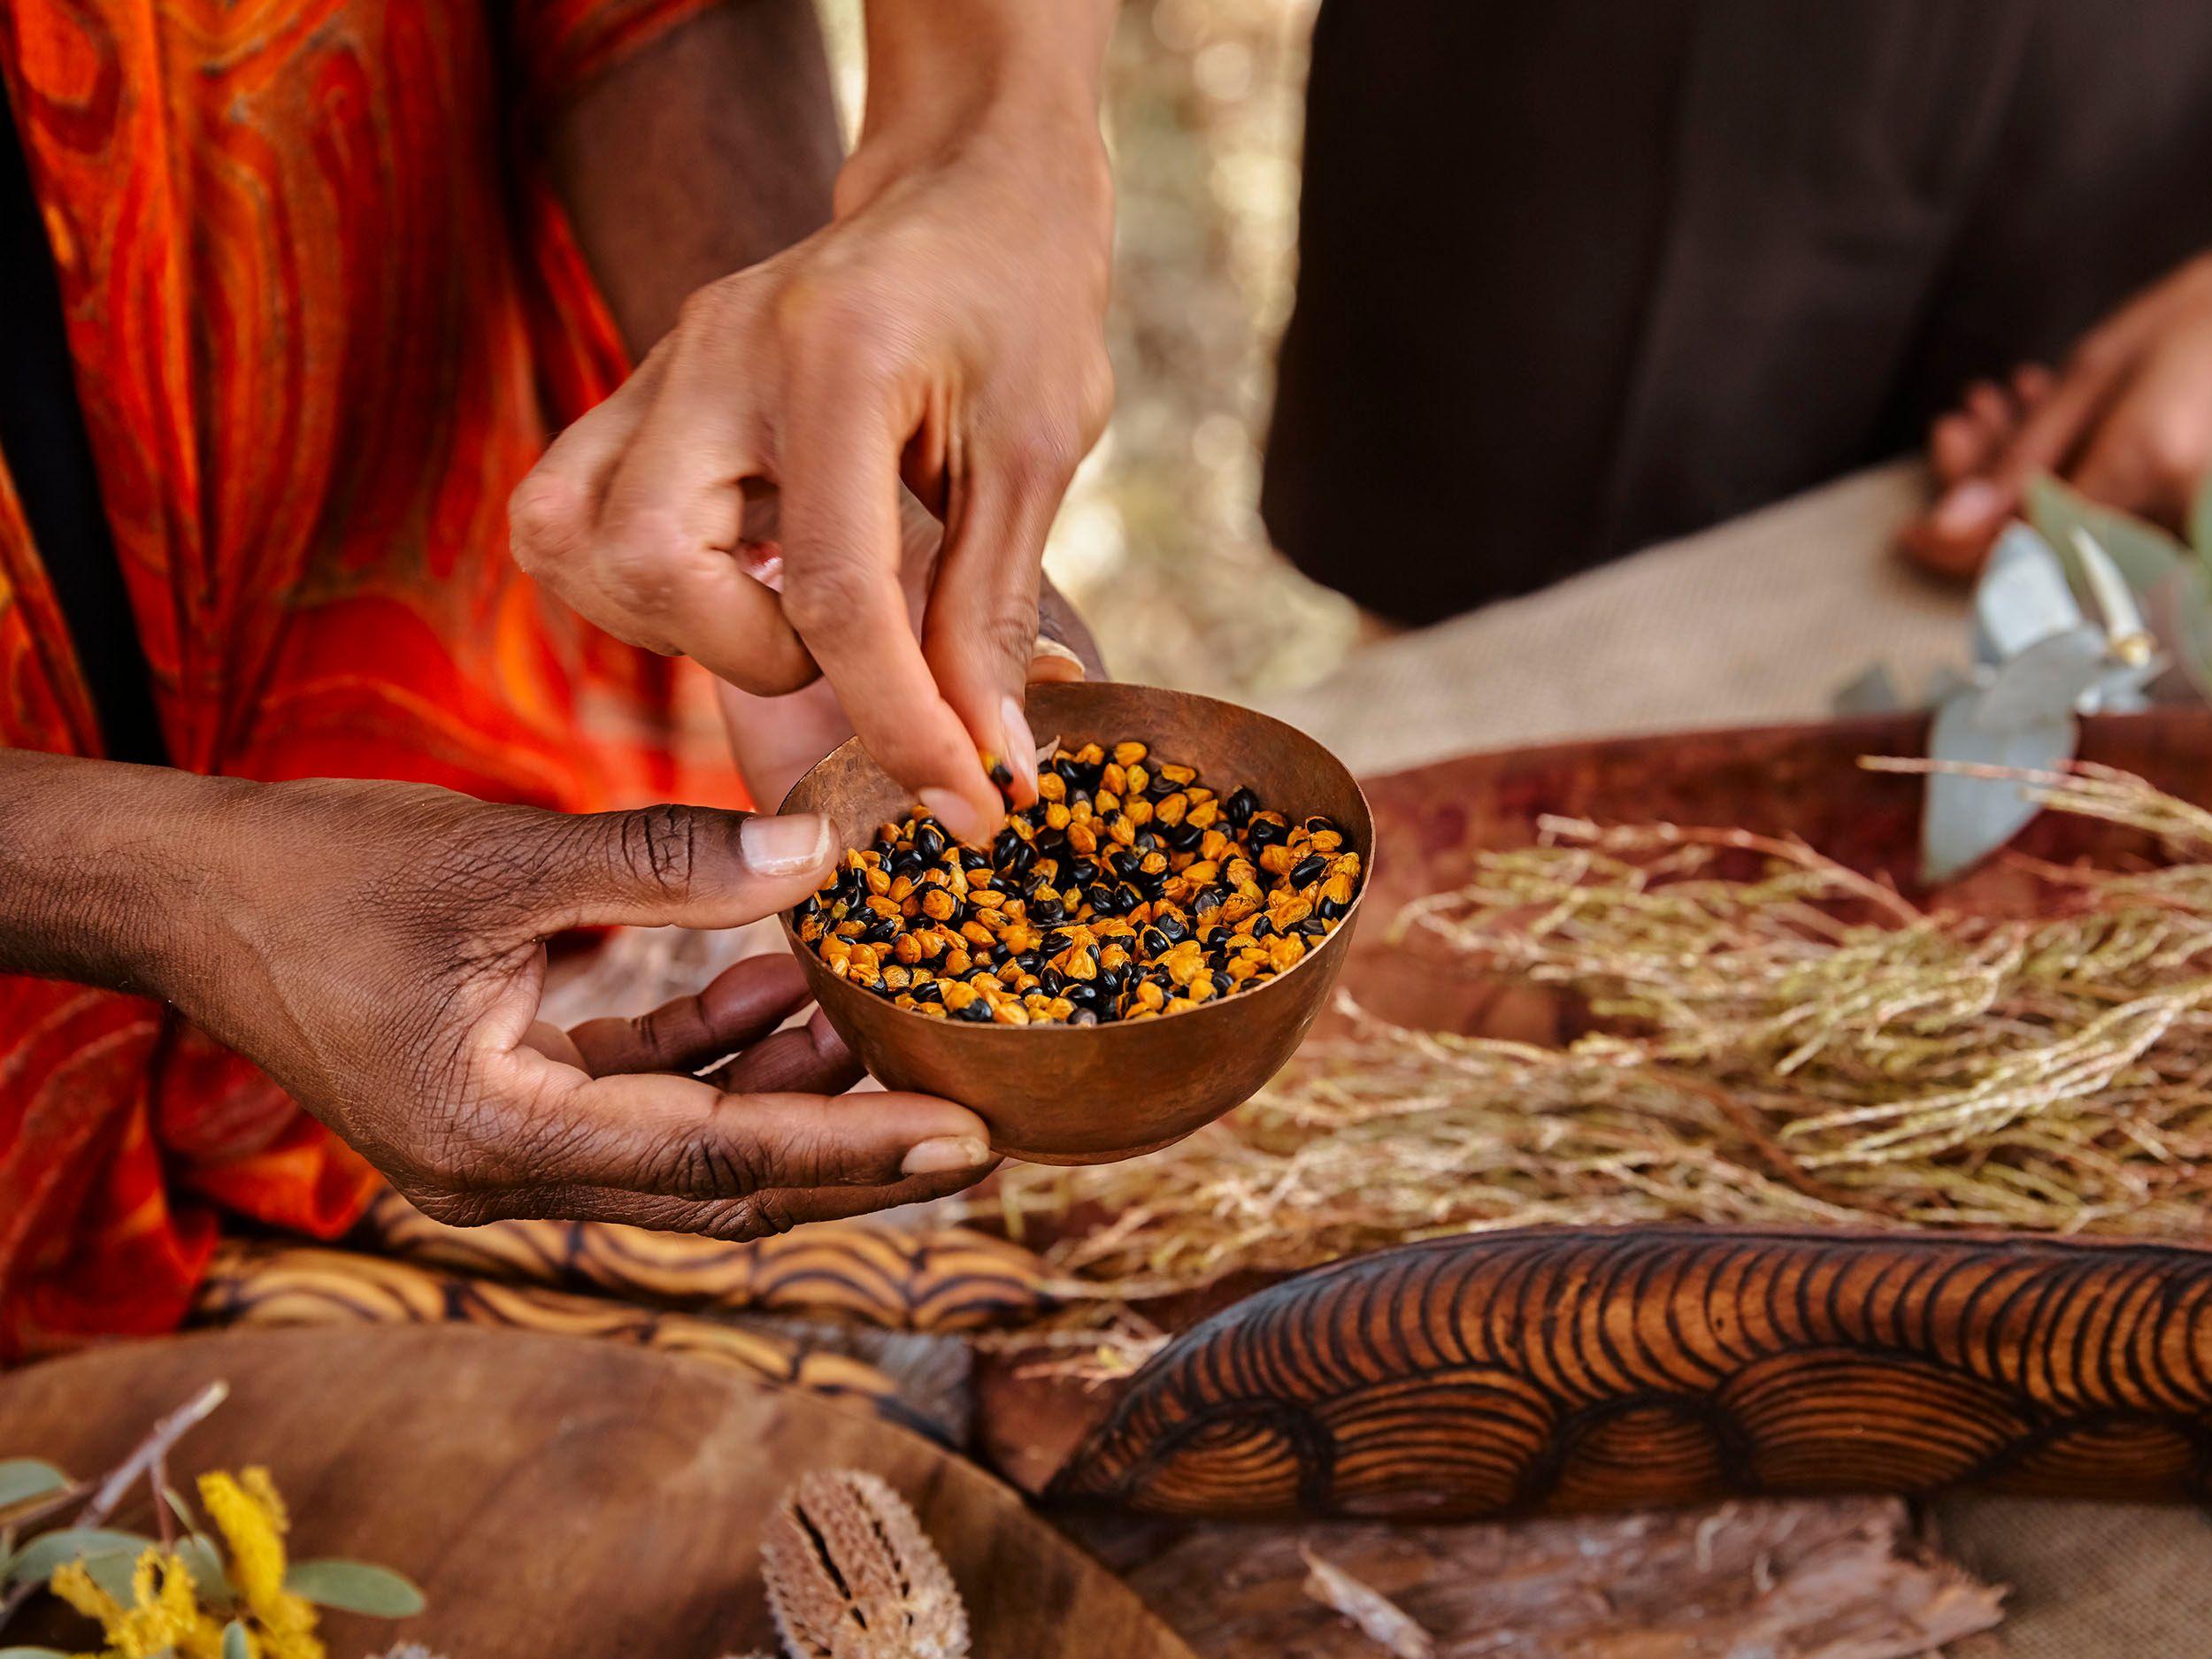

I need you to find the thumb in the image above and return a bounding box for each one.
[523,804,839,934]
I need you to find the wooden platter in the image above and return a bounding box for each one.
[0,1325,1193,1659]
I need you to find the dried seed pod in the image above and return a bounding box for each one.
[762,1470,970,1659]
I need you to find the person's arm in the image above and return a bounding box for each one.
[512,0,1118,848]
[0,748,994,1230]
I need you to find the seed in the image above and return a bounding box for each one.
[798,740,1363,1024]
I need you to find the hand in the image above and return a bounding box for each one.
[1904,254,2212,575]
[171,780,995,1234]
[718,489,1106,815]
[509,92,1114,849]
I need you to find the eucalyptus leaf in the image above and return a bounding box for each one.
[1962,626,2107,734]
[1833,662,1906,716]
[2025,472,2185,592]
[81,1550,141,1605]
[1975,523,2083,662]
[170,1535,231,1601]
[282,1558,426,1617]
[2146,560,2212,703]
[1924,688,2078,882]
[3,1528,152,1586]
[222,1620,251,1659]
[0,1462,70,1512]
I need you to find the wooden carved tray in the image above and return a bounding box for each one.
[0,1325,1194,1658]
[979,710,2212,1517]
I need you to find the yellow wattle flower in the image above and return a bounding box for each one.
[199,1470,287,1612]
[49,1559,124,1627]
[50,1549,231,1659]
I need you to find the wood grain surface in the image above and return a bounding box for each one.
[0,1325,1193,1659]
[1049,1226,2212,1519]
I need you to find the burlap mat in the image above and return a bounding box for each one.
[1266,458,2211,1655]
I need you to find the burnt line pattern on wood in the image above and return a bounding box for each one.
[1049,1227,2212,1518]
[352,1190,1052,1332]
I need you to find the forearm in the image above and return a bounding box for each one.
[857,0,1116,145]
[0,749,240,999]
[550,1,845,356]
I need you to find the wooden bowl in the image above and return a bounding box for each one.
[780,681,1373,1164]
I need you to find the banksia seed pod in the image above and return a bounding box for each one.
[761,1470,970,1659]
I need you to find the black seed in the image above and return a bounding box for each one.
[1031,895,1066,926]
[1298,917,1330,937]
[961,848,991,872]
[1097,964,1126,995]
[987,758,1014,794]
[1289,853,1328,887]
[914,823,947,862]
[1145,774,1176,802]
[1318,896,1348,920]
[1135,831,1163,853]
[1225,787,1259,828]
[1041,967,1069,995]
[1071,1009,1099,1026]
[1066,980,1102,1010]
[1157,914,1190,944]
[1166,822,1204,853]
[910,980,942,1004]
[1069,857,1100,887]
[1137,871,1168,901]
[1140,926,1172,957]
[1249,818,1288,851]
[1014,949,1044,973]
[1115,881,1145,912]
[992,828,1020,865]
[1212,972,1233,996]
[864,917,901,944]
[1250,915,1273,938]
[955,1002,993,1023]
[1086,882,1118,915]
[1303,815,1340,837]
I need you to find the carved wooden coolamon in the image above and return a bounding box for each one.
[1049,1227,2212,1517]
[1005,710,2212,1517]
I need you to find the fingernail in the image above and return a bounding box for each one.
[902,1135,992,1176]
[740,812,832,876]
[999,695,1040,796]
[1932,479,2006,534]
[1028,638,1087,683]
[918,787,995,849]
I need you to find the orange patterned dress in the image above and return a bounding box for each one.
[0,0,741,1358]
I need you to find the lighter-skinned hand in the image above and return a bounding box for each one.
[1904,253,2212,576]
[508,108,1114,849]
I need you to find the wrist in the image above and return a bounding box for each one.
[839,3,1112,219]
[0,750,252,1008]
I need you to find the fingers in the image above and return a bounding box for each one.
[483,1056,990,1199]
[710,1009,865,1095]
[472,1162,998,1239]
[510,324,816,698]
[778,362,1002,848]
[519,804,839,935]
[590,319,815,694]
[564,954,815,1078]
[2067,328,2212,527]
[922,464,1070,810]
[1034,572,1103,681]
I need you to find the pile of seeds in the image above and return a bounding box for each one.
[792,741,1362,1025]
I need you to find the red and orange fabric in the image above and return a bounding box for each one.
[0,0,741,1358]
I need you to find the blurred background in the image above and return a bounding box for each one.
[818,0,1359,701]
